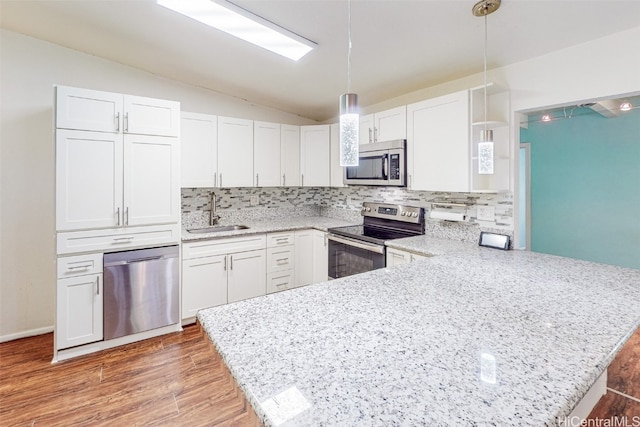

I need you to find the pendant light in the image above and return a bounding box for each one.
[473,0,500,175]
[339,0,359,166]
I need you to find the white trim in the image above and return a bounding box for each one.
[519,143,531,251]
[558,370,607,427]
[0,326,54,343]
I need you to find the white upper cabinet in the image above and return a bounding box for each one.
[281,125,300,187]
[123,134,180,226]
[56,131,179,231]
[180,112,218,188]
[56,86,179,137]
[56,86,122,133]
[254,121,281,187]
[359,106,407,144]
[329,123,345,187]
[374,105,407,142]
[359,114,374,145]
[56,130,123,230]
[218,116,254,187]
[300,125,330,187]
[122,95,180,137]
[407,90,470,192]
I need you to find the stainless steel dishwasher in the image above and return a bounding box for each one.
[103,245,179,340]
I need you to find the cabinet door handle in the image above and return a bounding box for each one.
[113,236,134,242]
[116,207,121,226]
[124,112,129,132]
[374,127,378,143]
[219,173,223,187]
[67,264,92,271]
[96,276,100,295]
[115,112,120,132]
[256,174,259,187]
[230,255,233,270]
[282,174,286,186]
[368,127,372,143]
[223,256,227,271]
[125,207,129,225]
[214,172,217,187]
[276,258,289,264]
[301,174,304,187]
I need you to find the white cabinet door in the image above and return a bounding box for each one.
[181,112,218,188]
[123,95,180,137]
[254,121,281,187]
[359,113,374,144]
[407,90,470,192]
[375,105,407,142]
[267,271,295,294]
[386,248,411,267]
[56,274,103,349]
[300,125,330,187]
[218,116,254,187]
[312,230,328,283]
[56,86,122,133]
[281,124,300,187]
[123,135,180,226]
[182,255,227,319]
[56,130,123,231]
[329,123,345,187]
[228,249,266,303]
[294,229,314,287]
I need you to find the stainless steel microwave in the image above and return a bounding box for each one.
[343,139,406,186]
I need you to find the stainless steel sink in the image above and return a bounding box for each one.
[187,225,249,234]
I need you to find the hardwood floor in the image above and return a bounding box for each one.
[588,326,640,420]
[1,324,638,425]
[0,323,260,426]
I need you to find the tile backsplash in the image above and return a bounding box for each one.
[182,186,514,243]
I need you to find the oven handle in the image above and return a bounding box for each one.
[327,234,385,255]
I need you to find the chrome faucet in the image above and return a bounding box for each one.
[210,192,220,226]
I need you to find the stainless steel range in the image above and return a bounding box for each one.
[327,202,425,279]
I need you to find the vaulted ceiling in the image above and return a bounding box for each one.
[2,0,640,121]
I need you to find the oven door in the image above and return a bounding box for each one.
[327,234,386,279]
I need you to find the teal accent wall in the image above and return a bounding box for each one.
[521,108,640,270]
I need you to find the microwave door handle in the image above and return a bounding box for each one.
[382,154,388,180]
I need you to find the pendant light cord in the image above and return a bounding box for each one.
[347,0,352,93]
[483,13,488,136]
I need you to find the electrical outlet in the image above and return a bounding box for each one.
[250,195,259,206]
[477,206,495,221]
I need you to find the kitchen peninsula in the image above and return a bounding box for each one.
[198,238,640,426]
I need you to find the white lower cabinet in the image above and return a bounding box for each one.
[295,229,328,287]
[266,232,295,293]
[56,253,104,350]
[386,248,428,267]
[182,235,266,321]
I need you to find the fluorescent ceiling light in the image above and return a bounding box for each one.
[157,0,315,61]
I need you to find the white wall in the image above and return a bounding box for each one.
[2,25,640,340]
[0,30,315,341]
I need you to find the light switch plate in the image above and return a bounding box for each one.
[250,195,259,206]
[477,206,495,221]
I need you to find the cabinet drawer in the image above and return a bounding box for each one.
[267,232,295,248]
[57,224,180,255]
[267,271,295,294]
[183,235,266,259]
[266,246,294,272]
[57,253,103,278]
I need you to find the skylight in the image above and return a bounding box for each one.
[157,0,315,61]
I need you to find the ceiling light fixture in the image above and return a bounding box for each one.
[620,102,632,111]
[339,0,359,166]
[157,0,315,61]
[541,114,552,122]
[473,0,500,175]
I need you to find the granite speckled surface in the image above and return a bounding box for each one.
[182,215,358,242]
[199,241,640,426]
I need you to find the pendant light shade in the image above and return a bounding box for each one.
[339,0,359,166]
[473,0,500,175]
[340,93,359,166]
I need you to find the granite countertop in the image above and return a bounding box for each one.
[182,216,357,241]
[198,238,640,426]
